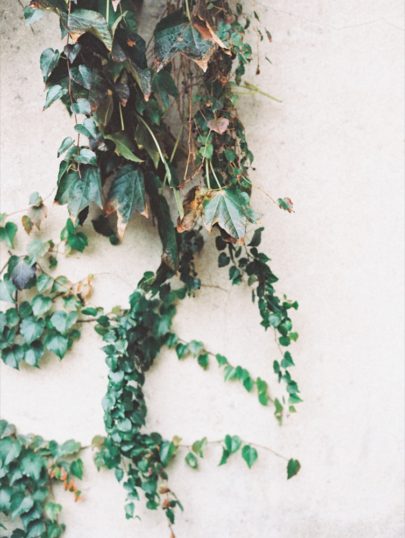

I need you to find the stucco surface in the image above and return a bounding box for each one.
[0,1,404,537]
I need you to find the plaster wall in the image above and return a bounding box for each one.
[0,1,404,537]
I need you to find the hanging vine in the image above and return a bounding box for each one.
[0,0,302,535]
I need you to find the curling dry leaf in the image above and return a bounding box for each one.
[154,10,216,72]
[177,187,205,233]
[208,117,230,135]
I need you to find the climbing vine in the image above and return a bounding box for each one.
[0,0,302,535]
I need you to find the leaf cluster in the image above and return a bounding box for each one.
[0,420,83,538]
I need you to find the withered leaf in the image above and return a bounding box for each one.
[105,164,146,240]
[154,10,216,72]
[208,117,230,135]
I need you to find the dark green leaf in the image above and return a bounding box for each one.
[105,133,143,163]
[287,458,301,479]
[68,9,112,50]
[241,445,258,468]
[106,164,146,239]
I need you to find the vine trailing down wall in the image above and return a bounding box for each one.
[0,0,302,536]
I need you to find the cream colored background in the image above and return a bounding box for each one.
[0,1,404,537]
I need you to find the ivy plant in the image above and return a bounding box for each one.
[0,0,302,535]
[0,420,83,538]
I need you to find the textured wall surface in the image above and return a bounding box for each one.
[0,1,404,537]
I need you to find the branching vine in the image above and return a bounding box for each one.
[0,0,302,535]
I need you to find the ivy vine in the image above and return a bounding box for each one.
[0,0,302,535]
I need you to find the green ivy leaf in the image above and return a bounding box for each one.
[287,458,301,479]
[70,459,83,480]
[191,437,207,458]
[20,453,44,481]
[248,227,264,247]
[203,189,255,240]
[67,9,112,50]
[45,333,69,359]
[28,239,51,262]
[67,166,103,217]
[32,295,53,317]
[44,85,68,110]
[225,435,242,454]
[61,219,88,253]
[58,439,81,458]
[241,445,258,469]
[23,7,45,25]
[160,441,177,466]
[0,438,22,465]
[0,221,17,248]
[57,137,75,157]
[185,452,198,469]
[49,311,77,335]
[27,520,46,538]
[40,48,60,81]
[0,278,17,303]
[106,165,146,239]
[20,317,45,345]
[105,133,143,163]
[44,502,62,522]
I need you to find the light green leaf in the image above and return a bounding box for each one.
[185,452,198,469]
[0,438,22,465]
[32,295,53,317]
[45,502,62,522]
[203,189,255,240]
[20,453,44,480]
[58,439,81,458]
[20,317,45,345]
[44,85,67,110]
[57,137,75,157]
[0,278,17,303]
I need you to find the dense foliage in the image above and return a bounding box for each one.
[0,420,83,538]
[0,0,302,535]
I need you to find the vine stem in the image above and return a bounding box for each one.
[72,439,289,462]
[179,440,289,462]
[185,0,192,22]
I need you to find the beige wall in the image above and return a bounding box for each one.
[0,1,404,537]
